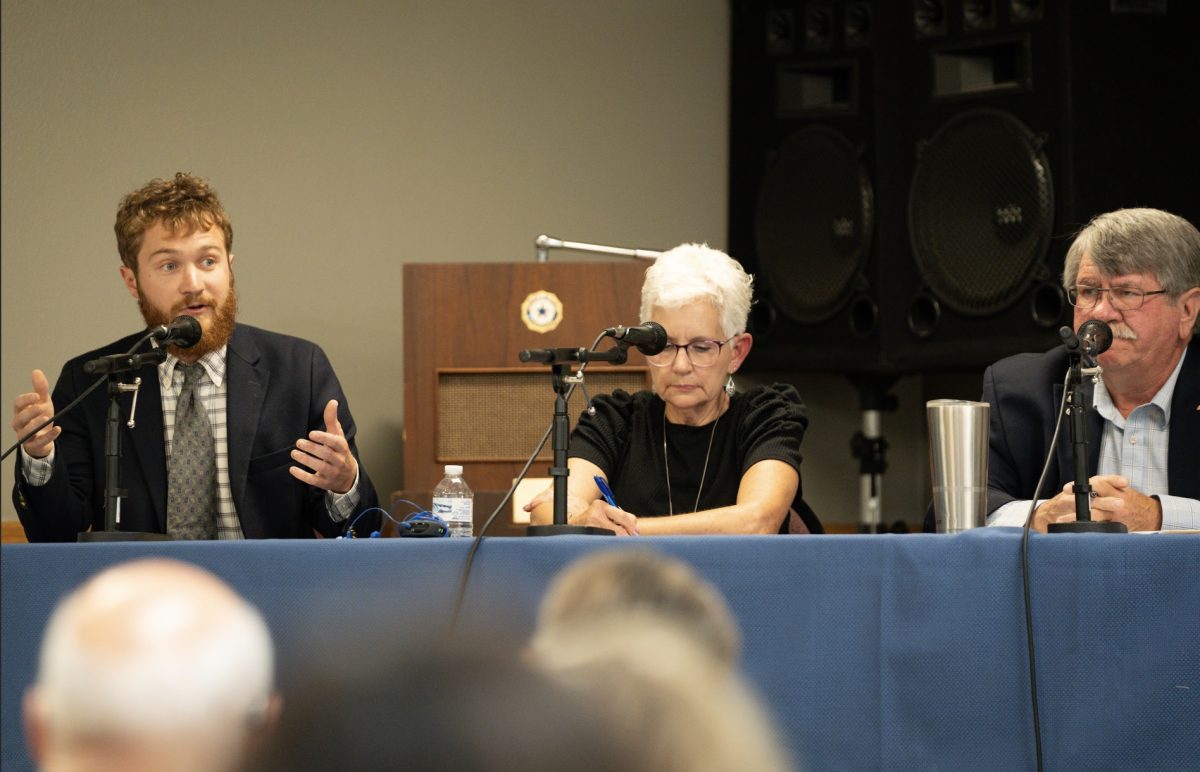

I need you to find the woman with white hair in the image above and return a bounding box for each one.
[526,243,818,535]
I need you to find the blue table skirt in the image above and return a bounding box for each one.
[3,529,1197,771]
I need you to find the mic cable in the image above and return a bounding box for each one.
[1018,366,1072,772]
[450,329,609,630]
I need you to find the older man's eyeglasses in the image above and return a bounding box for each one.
[1067,285,1168,311]
[646,336,735,368]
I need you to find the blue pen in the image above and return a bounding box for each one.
[593,475,620,508]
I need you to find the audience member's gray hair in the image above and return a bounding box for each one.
[1064,208,1200,332]
[640,243,754,338]
[533,619,795,772]
[535,549,740,667]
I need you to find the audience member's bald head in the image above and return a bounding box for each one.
[24,558,276,772]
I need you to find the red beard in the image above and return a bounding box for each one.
[137,282,239,360]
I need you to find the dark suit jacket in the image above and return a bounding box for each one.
[14,324,380,541]
[983,337,1200,515]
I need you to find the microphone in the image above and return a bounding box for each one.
[604,321,668,356]
[81,317,203,375]
[150,316,203,349]
[1078,319,1113,358]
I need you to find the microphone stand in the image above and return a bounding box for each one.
[78,348,172,542]
[519,344,628,536]
[1048,332,1126,534]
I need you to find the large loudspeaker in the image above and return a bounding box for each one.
[731,0,1200,375]
[730,0,891,373]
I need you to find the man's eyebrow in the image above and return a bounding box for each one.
[147,244,223,258]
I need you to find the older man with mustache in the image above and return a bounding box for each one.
[10,173,378,541]
[984,208,1200,532]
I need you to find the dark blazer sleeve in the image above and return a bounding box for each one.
[1167,339,1200,501]
[228,328,380,539]
[14,360,107,541]
[984,347,1109,516]
[984,361,1023,515]
[13,332,159,542]
[984,351,1066,515]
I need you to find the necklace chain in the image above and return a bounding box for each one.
[663,401,722,516]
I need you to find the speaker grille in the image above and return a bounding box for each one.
[437,370,649,461]
[909,109,1053,316]
[754,126,874,323]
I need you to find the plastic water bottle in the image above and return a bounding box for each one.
[432,464,473,538]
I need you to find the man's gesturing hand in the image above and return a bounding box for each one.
[289,399,357,494]
[12,369,60,459]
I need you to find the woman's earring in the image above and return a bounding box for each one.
[725,374,736,396]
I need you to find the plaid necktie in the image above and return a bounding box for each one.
[166,363,216,539]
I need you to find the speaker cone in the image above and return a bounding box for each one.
[908,109,1053,316]
[754,126,874,323]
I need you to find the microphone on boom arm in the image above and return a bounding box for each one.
[603,321,668,356]
[83,317,204,375]
[150,316,204,349]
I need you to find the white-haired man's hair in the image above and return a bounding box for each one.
[640,243,754,338]
[28,558,275,770]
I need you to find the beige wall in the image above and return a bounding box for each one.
[2,0,932,529]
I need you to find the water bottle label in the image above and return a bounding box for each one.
[432,497,473,526]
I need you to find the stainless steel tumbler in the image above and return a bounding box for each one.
[927,399,990,533]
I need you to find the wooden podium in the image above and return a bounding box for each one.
[402,262,650,517]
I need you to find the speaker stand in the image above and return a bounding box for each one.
[849,376,898,534]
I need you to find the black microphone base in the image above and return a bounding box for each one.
[78,530,173,543]
[526,524,614,537]
[1048,520,1128,534]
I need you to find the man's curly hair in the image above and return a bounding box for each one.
[114,173,233,271]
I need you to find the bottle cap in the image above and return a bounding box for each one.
[445,464,463,475]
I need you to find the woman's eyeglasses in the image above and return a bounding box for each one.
[646,336,735,367]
